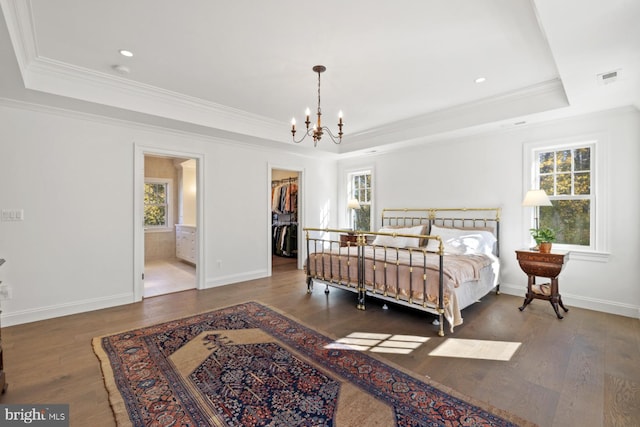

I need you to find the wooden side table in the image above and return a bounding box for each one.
[515,250,569,319]
[339,233,358,247]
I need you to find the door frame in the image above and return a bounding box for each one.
[134,144,205,301]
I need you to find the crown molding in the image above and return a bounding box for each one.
[0,0,38,77]
[0,95,338,161]
[340,78,569,153]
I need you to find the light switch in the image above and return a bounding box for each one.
[1,209,24,221]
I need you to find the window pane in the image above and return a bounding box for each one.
[144,182,168,227]
[556,173,571,195]
[540,200,590,246]
[352,173,371,203]
[574,172,590,195]
[145,206,166,226]
[556,150,572,172]
[540,175,554,195]
[574,147,590,171]
[146,183,166,204]
[539,152,554,174]
[355,204,371,231]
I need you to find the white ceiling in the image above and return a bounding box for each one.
[1,0,638,155]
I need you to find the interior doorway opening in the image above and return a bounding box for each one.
[143,155,197,297]
[271,169,300,272]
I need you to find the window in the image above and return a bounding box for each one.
[348,170,372,231]
[144,179,172,229]
[533,143,594,249]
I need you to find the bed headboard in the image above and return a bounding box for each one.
[381,208,501,256]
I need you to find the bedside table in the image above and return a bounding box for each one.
[339,233,358,247]
[515,250,569,319]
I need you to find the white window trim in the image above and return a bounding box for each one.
[344,166,375,231]
[523,134,609,262]
[144,177,174,232]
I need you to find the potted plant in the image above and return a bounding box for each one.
[530,227,556,253]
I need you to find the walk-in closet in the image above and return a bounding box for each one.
[271,169,299,270]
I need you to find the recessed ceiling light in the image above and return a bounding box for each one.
[119,49,133,57]
[475,77,486,83]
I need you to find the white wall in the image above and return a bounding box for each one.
[0,102,336,326]
[338,107,640,318]
[1,100,636,326]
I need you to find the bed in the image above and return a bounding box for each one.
[304,208,501,336]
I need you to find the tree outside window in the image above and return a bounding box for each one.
[348,170,372,231]
[536,145,593,247]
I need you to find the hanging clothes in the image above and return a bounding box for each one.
[272,182,298,214]
[272,223,297,257]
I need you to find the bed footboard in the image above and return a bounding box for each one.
[304,227,447,336]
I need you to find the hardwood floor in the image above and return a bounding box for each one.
[1,259,638,426]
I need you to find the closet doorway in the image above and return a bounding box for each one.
[271,168,300,272]
[143,155,198,297]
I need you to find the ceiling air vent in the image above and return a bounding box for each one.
[597,69,620,85]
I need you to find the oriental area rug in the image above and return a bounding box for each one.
[93,301,535,427]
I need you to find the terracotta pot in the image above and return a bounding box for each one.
[539,242,552,253]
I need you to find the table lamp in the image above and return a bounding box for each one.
[347,198,361,231]
[522,189,552,231]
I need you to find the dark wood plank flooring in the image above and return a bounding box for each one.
[1,258,638,426]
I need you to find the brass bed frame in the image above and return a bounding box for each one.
[304,208,501,336]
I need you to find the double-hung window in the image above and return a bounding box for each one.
[347,170,372,231]
[531,142,596,250]
[144,178,172,230]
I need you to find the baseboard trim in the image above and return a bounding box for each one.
[0,292,135,327]
[499,282,640,319]
[205,269,269,288]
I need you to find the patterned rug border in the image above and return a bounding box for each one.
[93,300,537,427]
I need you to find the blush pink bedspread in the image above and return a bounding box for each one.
[306,246,492,329]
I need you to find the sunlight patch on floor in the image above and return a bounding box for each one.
[324,332,429,354]
[429,338,521,361]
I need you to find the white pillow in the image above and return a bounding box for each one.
[427,225,496,255]
[462,230,496,255]
[425,237,443,253]
[372,225,424,248]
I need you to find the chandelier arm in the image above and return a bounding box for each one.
[321,126,342,144]
[292,127,315,144]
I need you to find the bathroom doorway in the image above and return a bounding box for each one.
[143,155,197,297]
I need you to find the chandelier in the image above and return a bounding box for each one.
[291,65,343,146]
